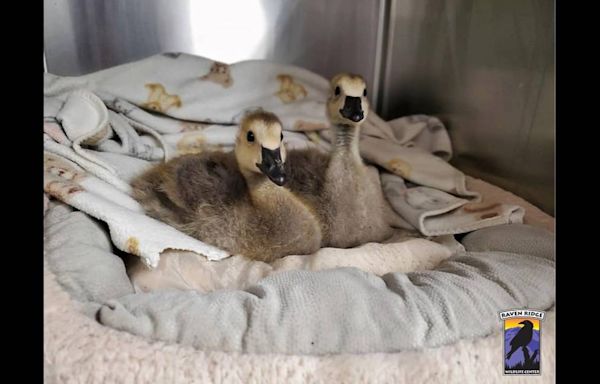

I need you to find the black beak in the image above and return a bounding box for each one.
[256,146,287,186]
[340,96,364,122]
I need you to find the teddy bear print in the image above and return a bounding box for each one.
[180,121,209,132]
[387,158,412,178]
[44,179,85,200]
[293,120,329,131]
[176,132,225,155]
[44,154,86,200]
[142,83,182,113]
[126,237,141,256]
[275,74,307,103]
[44,153,86,183]
[199,62,233,88]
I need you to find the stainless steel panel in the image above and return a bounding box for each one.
[44,0,384,105]
[380,0,554,214]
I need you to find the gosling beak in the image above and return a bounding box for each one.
[340,96,364,122]
[256,146,287,186]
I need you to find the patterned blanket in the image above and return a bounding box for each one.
[43,53,524,267]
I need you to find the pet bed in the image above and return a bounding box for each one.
[43,54,555,383]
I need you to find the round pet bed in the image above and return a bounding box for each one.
[44,177,555,383]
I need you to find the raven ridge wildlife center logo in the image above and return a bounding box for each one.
[500,309,545,375]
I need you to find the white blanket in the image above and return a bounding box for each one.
[128,233,461,293]
[43,53,524,268]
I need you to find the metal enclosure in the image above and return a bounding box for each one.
[44,0,555,214]
[43,0,385,105]
[381,0,554,214]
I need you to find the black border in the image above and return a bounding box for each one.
[556,0,589,380]
[4,0,43,381]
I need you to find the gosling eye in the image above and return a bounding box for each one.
[247,131,255,142]
[363,88,367,97]
[280,132,284,141]
[334,86,341,96]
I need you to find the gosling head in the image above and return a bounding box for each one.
[235,110,287,186]
[327,73,370,127]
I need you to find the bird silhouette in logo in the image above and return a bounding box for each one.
[506,320,534,360]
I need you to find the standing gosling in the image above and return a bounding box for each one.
[286,73,394,247]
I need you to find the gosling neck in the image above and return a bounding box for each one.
[242,171,291,206]
[331,123,361,160]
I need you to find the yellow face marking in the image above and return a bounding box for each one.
[327,73,370,125]
[235,111,286,174]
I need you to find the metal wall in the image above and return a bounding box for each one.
[44,0,555,214]
[43,0,385,105]
[380,0,554,214]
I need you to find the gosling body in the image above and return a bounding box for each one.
[286,73,393,247]
[132,111,322,262]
